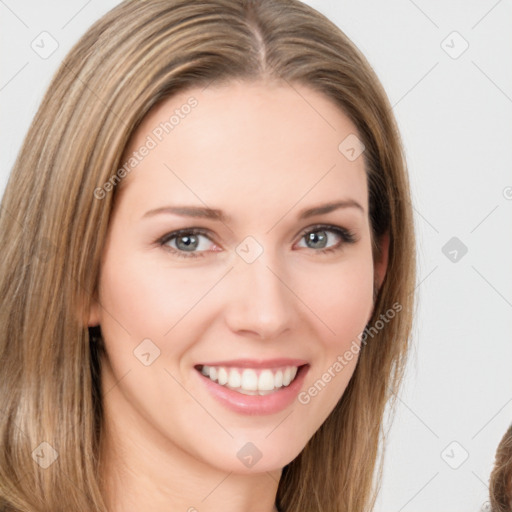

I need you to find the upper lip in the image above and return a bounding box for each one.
[195,358,309,369]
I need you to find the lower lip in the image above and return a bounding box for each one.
[195,365,310,415]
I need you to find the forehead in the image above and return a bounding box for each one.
[115,80,368,220]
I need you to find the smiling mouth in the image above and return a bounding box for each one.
[194,364,308,396]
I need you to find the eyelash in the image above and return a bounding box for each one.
[156,224,357,259]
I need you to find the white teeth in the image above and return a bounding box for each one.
[198,365,301,394]
[258,369,275,391]
[217,367,228,386]
[228,368,242,388]
[241,369,258,391]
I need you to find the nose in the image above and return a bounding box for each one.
[223,252,296,340]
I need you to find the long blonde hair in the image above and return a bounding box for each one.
[0,1,416,511]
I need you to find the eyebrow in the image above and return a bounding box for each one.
[142,200,364,222]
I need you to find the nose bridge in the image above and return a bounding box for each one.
[225,246,295,338]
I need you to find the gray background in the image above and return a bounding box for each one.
[1,1,511,511]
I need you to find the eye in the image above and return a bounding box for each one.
[296,224,357,254]
[157,228,218,259]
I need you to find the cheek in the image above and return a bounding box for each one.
[98,251,212,342]
[301,252,375,347]
[293,252,374,430]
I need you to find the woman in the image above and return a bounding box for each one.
[0,1,415,511]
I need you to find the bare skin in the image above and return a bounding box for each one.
[89,79,388,512]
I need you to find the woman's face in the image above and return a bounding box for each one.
[89,80,387,474]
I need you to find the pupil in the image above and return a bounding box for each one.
[177,234,198,251]
[308,231,326,249]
